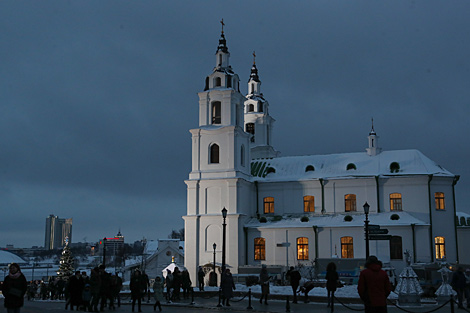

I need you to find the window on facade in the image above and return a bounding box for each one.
[435,236,446,260]
[345,194,357,212]
[390,236,403,260]
[227,76,232,88]
[346,163,357,170]
[341,237,354,258]
[435,192,445,210]
[254,237,266,260]
[263,197,274,214]
[210,144,219,164]
[390,162,400,173]
[248,104,254,112]
[303,196,315,212]
[211,102,221,124]
[297,237,309,260]
[246,123,255,135]
[390,193,402,211]
[258,102,263,112]
[305,165,315,172]
[215,77,221,87]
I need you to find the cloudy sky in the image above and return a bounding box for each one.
[1,1,469,248]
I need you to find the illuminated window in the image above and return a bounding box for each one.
[345,194,357,212]
[210,144,219,164]
[304,196,315,212]
[254,237,265,260]
[297,237,309,260]
[435,192,445,210]
[246,123,255,135]
[211,101,221,124]
[341,236,354,258]
[390,236,403,260]
[390,193,402,211]
[263,197,274,214]
[435,236,446,260]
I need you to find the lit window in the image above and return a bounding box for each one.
[211,101,221,124]
[297,237,309,260]
[345,194,357,212]
[390,193,402,211]
[304,196,315,212]
[390,236,403,260]
[435,192,445,210]
[210,144,219,164]
[435,236,446,260]
[245,123,255,135]
[263,197,274,214]
[341,237,354,258]
[254,237,265,260]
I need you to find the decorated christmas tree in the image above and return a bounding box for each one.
[57,237,75,280]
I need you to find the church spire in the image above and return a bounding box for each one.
[366,118,381,156]
[217,19,228,53]
[248,51,261,95]
[215,19,230,69]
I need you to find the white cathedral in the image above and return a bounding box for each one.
[183,26,465,283]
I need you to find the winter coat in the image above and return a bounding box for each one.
[259,268,270,295]
[326,270,339,292]
[152,279,165,302]
[130,274,147,299]
[68,275,85,305]
[451,270,467,290]
[357,261,391,307]
[289,270,301,287]
[182,271,192,289]
[3,272,27,309]
[220,272,235,299]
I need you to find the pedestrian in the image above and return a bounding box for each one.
[3,262,28,313]
[68,271,84,311]
[172,267,182,301]
[89,267,101,312]
[358,255,392,313]
[142,271,150,303]
[220,269,235,306]
[152,276,165,312]
[288,266,301,303]
[259,264,270,305]
[130,269,146,312]
[197,267,205,291]
[99,265,114,311]
[165,269,173,303]
[451,266,467,309]
[181,269,192,299]
[326,262,339,308]
[81,284,92,312]
[112,273,123,307]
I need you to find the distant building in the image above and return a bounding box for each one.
[44,214,72,250]
[99,230,125,268]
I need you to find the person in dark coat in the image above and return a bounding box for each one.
[99,265,114,311]
[288,266,301,303]
[326,262,339,308]
[89,267,101,312]
[451,266,467,309]
[172,267,182,301]
[68,271,85,311]
[152,276,165,312]
[357,255,392,313]
[220,269,235,306]
[181,269,192,299]
[197,267,205,291]
[259,265,270,305]
[3,263,28,312]
[130,269,146,312]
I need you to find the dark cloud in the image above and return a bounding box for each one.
[0,1,469,247]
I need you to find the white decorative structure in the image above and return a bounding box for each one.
[435,265,456,304]
[395,250,423,306]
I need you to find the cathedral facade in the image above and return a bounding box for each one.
[183,27,461,283]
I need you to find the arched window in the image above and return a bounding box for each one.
[263,197,274,214]
[304,196,315,212]
[258,102,263,112]
[211,101,221,124]
[390,193,402,211]
[251,83,255,94]
[435,192,445,210]
[435,236,446,260]
[390,236,403,260]
[346,163,357,170]
[305,165,315,172]
[254,237,265,260]
[218,54,222,66]
[227,76,232,88]
[297,237,309,260]
[215,77,222,87]
[210,144,219,164]
[245,123,255,135]
[390,162,400,173]
[341,236,354,258]
[248,104,254,112]
[345,194,357,212]
[241,145,245,166]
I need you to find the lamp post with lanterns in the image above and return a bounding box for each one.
[221,207,227,274]
[209,243,217,286]
[363,202,370,259]
[102,237,107,268]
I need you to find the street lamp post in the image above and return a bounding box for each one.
[221,207,227,274]
[102,237,107,268]
[209,243,217,286]
[363,202,370,259]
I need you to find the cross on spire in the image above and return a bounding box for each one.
[253,51,256,64]
[220,19,225,34]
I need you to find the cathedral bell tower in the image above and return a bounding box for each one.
[244,52,279,159]
[366,118,382,156]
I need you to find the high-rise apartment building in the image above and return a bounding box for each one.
[44,214,73,250]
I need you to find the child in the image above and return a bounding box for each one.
[82,284,92,312]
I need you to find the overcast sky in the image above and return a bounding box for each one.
[1,1,469,248]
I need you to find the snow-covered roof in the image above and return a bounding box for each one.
[245,211,428,229]
[0,250,27,266]
[251,149,454,181]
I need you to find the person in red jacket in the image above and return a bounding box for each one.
[357,255,392,313]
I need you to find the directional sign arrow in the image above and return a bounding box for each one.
[368,224,381,230]
[369,235,392,240]
[369,229,389,234]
